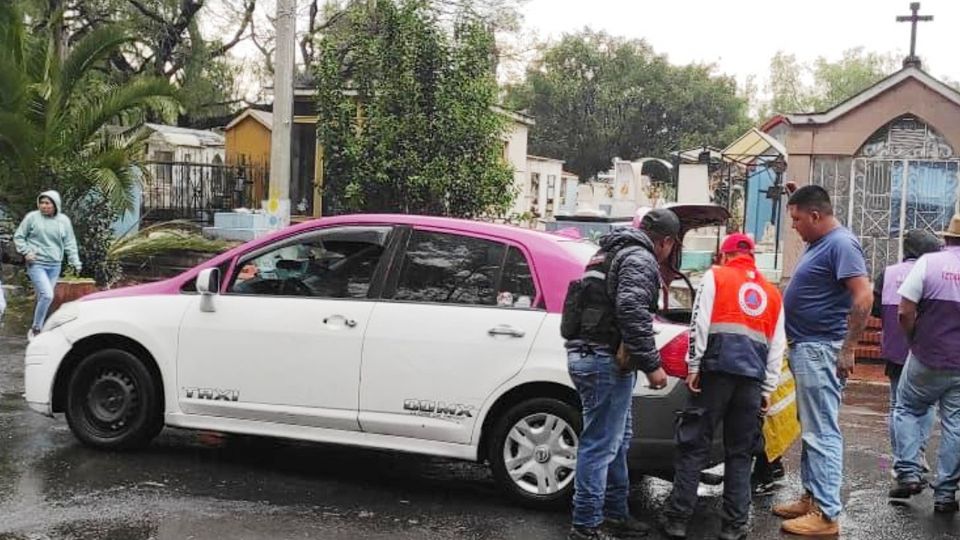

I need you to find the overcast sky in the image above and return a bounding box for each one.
[518,0,960,86]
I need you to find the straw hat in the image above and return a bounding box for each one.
[941,214,960,238]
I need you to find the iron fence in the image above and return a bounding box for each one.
[140,160,269,225]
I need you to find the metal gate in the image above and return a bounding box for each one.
[814,116,960,277]
[847,158,959,275]
[141,161,269,225]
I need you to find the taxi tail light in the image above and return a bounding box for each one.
[660,330,689,379]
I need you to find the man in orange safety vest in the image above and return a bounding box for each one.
[661,233,786,540]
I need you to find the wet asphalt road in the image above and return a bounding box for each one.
[0,334,957,539]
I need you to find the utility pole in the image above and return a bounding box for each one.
[267,0,297,229]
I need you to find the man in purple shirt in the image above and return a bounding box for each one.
[872,230,940,475]
[889,214,960,515]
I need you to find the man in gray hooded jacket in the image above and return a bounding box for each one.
[564,208,678,540]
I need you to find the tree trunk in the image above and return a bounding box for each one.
[46,0,68,62]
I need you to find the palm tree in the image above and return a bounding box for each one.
[0,1,179,218]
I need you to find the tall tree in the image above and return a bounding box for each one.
[0,2,178,283]
[765,48,900,114]
[21,0,254,127]
[504,30,750,181]
[249,0,526,75]
[315,0,514,218]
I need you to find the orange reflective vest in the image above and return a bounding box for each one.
[700,257,783,381]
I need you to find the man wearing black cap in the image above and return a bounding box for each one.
[564,208,677,540]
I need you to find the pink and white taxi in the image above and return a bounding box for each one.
[24,209,725,507]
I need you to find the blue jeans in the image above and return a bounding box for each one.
[893,354,960,504]
[567,349,636,529]
[888,366,935,464]
[789,341,844,520]
[27,263,61,330]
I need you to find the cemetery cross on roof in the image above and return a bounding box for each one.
[897,2,933,68]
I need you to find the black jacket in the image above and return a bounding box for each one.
[599,227,663,373]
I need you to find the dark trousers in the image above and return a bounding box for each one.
[664,372,763,527]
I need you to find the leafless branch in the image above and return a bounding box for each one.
[212,0,257,57]
[127,0,167,25]
[299,0,319,66]
[250,17,275,74]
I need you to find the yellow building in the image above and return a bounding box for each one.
[224,108,323,217]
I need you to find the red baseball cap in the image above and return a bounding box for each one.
[720,233,755,254]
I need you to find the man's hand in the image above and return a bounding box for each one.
[645,368,668,390]
[760,395,771,416]
[838,347,856,379]
[24,253,36,263]
[840,275,870,380]
[686,372,701,394]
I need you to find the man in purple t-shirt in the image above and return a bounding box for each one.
[773,186,872,537]
[871,230,940,475]
[889,214,960,515]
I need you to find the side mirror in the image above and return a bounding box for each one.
[196,268,221,313]
[196,268,221,295]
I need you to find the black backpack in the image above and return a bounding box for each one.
[560,244,644,348]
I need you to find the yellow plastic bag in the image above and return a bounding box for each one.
[763,360,801,461]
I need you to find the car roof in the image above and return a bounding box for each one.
[306,214,574,244]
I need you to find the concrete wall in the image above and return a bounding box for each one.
[559,173,579,214]
[785,79,960,157]
[526,158,564,217]
[505,123,530,216]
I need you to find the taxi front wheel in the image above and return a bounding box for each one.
[65,349,163,450]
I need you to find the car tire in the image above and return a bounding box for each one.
[65,349,163,450]
[488,397,581,509]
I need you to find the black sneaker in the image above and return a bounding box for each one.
[934,500,959,514]
[603,515,650,537]
[888,478,927,499]
[658,516,687,539]
[718,523,749,540]
[768,458,785,480]
[751,478,777,497]
[567,526,617,540]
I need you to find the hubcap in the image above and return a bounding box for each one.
[85,369,139,433]
[502,413,577,495]
[534,445,551,463]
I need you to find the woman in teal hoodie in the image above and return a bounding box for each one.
[13,190,82,339]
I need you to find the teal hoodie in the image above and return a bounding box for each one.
[13,190,82,270]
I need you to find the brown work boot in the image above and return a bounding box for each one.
[781,504,839,537]
[772,491,813,519]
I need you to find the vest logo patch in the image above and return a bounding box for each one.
[738,282,768,317]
